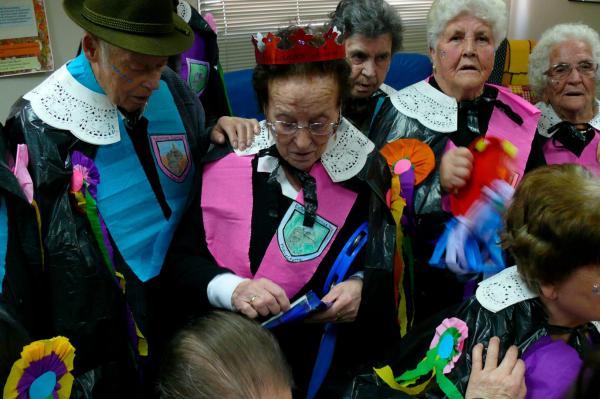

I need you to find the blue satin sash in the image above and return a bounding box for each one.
[67,54,195,281]
[0,196,8,293]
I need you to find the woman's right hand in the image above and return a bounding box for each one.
[231,278,291,319]
[465,336,527,399]
[440,147,474,193]
[210,116,260,150]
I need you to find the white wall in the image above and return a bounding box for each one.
[0,2,81,123]
[509,0,600,40]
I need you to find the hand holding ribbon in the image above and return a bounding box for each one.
[306,278,362,323]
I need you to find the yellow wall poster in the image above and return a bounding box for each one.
[0,0,53,77]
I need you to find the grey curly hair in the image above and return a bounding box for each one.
[329,0,404,53]
[427,0,508,51]
[528,23,600,97]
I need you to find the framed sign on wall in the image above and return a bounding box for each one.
[0,0,53,77]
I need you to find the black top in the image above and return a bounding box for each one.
[2,67,208,398]
[343,89,388,138]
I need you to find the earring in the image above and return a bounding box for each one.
[432,64,437,73]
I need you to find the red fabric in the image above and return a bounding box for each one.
[450,137,513,215]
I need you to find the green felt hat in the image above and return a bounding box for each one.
[64,0,193,57]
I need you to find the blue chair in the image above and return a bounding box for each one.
[384,52,432,91]
[223,68,263,120]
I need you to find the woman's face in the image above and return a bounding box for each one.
[543,40,597,124]
[265,75,339,171]
[541,265,600,327]
[430,14,496,101]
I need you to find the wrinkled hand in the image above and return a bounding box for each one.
[440,147,474,193]
[465,336,527,399]
[307,279,362,323]
[210,116,260,150]
[231,278,290,319]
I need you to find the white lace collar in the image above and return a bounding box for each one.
[475,266,537,313]
[389,80,457,132]
[379,83,397,96]
[176,0,192,23]
[234,117,375,182]
[476,266,600,332]
[23,64,120,145]
[536,99,600,138]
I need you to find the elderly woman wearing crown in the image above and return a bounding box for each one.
[528,23,600,175]
[368,0,544,319]
[163,25,397,396]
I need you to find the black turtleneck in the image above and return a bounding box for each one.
[343,90,387,135]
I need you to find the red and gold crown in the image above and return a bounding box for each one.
[252,27,345,65]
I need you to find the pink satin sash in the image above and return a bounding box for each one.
[201,153,358,297]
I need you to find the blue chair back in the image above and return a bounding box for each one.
[223,68,263,120]
[384,52,432,90]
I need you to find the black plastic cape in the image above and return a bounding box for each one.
[2,68,208,397]
[0,123,40,387]
[345,296,600,398]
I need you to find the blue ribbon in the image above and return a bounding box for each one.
[368,96,386,133]
[0,196,7,294]
[262,291,326,330]
[306,222,368,399]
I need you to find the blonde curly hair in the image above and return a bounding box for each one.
[504,164,600,289]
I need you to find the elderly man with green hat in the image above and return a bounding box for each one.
[2,0,255,396]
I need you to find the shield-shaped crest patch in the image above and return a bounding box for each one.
[150,134,191,183]
[277,202,337,262]
[186,58,210,95]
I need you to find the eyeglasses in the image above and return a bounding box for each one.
[544,61,598,80]
[266,120,339,137]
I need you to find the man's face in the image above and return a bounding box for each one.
[345,33,393,99]
[90,40,168,112]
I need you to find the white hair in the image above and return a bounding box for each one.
[427,0,508,51]
[98,39,115,66]
[528,23,600,97]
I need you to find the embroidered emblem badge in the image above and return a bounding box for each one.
[150,134,191,182]
[278,202,337,262]
[186,59,210,95]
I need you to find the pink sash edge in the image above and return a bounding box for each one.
[201,153,254,278]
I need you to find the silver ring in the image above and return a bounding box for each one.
[249,295,258,304]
